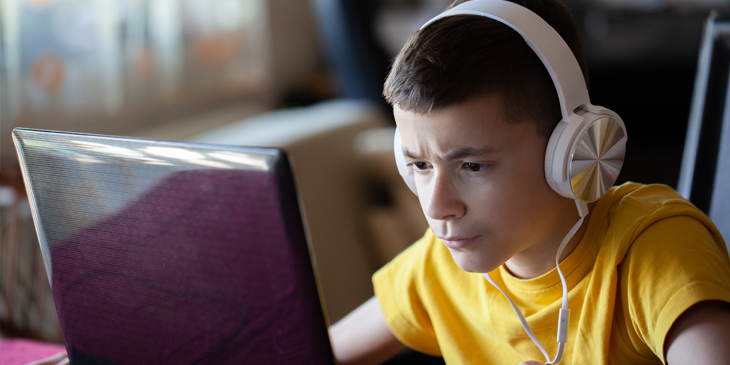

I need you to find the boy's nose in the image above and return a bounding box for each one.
[422,172,465,221]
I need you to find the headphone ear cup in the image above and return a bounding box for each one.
[393,127,418,195]
[544,120,568,196]
[545,110,628,202]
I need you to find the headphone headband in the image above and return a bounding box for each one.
[421,0,590,120]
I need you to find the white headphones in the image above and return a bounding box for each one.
[392,1,628,363]
[394,0,627,203]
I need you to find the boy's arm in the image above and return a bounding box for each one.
[329,296,406,365]
[664,300,730,364]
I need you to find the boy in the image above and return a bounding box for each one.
[330,0,730,364]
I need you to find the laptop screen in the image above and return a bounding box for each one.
[13,128,335,364]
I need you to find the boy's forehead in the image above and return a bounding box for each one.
[394,95,546,144]
[394,95,549,158]
[394,95,509,134]
[395,109,506,155]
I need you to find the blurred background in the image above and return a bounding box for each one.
[1,0,728,359]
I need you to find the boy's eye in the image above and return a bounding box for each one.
[414,162,428,170]
[463,162,485,172]
[407,161,431,172]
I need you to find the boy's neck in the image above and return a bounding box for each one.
[504,202,595,280]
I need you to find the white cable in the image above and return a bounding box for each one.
[483,272,552,361]
[482,200,588,364]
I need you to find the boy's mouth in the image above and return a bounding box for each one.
[440,236,479,249]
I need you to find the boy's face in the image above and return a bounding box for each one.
[394,93,577,274]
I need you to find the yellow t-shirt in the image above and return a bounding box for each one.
[373,183,730,364]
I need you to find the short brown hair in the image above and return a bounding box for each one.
[383,0,587,136]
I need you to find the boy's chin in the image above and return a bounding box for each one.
[448,249,503,274]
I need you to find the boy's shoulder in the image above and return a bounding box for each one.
[603,183,730,361]
[600,182,710,235]
[604,182,690,213]
[593,182,725,260]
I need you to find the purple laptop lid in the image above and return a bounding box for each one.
[13,128,335,365]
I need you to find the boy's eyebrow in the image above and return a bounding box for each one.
[402,147,497,160]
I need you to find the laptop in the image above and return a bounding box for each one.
[12,128,336,364]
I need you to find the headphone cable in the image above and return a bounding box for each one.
[482,199,588,364]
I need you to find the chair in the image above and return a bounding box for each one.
[678,9,730,251]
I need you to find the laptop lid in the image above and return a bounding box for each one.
[12,128,335,364]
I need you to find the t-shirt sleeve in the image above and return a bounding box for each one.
[622,214,730,363]
[372,229,442,356]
